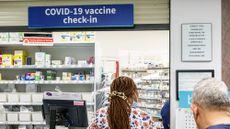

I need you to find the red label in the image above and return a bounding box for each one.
[73,101,84,106]
[23,37,53,45]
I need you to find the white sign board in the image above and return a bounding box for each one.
[176,108,197,129]
[182,24,212,61]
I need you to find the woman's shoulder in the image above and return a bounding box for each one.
[130,108,156,128]
[96,107,108,114]
[95,107,108,118]
[131,107,154,122]
[131,107,150,116]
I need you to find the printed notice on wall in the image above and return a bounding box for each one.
[182,24,212,61]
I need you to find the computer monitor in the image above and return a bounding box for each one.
[42,99,88,129]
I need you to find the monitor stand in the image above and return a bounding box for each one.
[49,108,56,129]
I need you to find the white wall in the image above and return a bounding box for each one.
[96,31,169,59]
[170,0,221,128]
[95,30,169,74]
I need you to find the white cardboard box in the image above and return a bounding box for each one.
[19,112,31,122]
[0,94,7,102]
[35,52,46,66]
[7,112,18,122]
[32,93,43,103]
[7,93,19,102]
[32,112,43,122]
[0,112,6,122]
[19,93,31,103]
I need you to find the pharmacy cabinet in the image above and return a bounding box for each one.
[0,42,99,128]
[122,67,169,129]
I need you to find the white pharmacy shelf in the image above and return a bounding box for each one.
[0,80,94,85]
[121,67,169,72]
[137,88,169,91]
[0,65,94,69]
[121,69,147,72]
[0,42,94,47]
[147,67,169,70]
[86,102,95,106]
[138,105,162,110]
[0,102,42,106]
[0,121,46,125]
[141,78,169,81]
[0,102,95,106]
[138,97,162,100]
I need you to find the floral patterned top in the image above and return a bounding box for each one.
[87,107,156,129]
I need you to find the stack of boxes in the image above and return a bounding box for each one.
[14,50,26,66]
[1,50,26,66]
[46,70,56,80]
[0,93,44,123]
[62,72,72,81]
[35,52,46,66]
[35,52,52,66]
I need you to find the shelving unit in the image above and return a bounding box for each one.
[0,102,43,106]
[122,66,169,129]
[0,121,46,125]
[0,65,94,69]
[0,80,94,84]
[0,37,98,128]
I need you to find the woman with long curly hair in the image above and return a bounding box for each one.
[88,76,156,129]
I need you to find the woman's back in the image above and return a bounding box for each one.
[88,107,156,129]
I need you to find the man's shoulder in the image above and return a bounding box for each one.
[207,124,230,129]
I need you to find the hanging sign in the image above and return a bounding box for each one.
[28,4,134,28]
[182,23,212,62]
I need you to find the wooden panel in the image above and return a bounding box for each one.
[222,0,230,88]
[0,0,169,26]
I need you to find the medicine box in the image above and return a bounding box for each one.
[14,50,26,56]
[45,54,51,66]
[19,93,31,103]
[32,93,43,103]
[0,94,7,102]
[0,54,2,65]
[7,93,19,103]
[19,112,31,122]
[35,52,46,66]
[78,60,87,66]
[2,54,13,66]
[0,112,6,122]
[7,112,18,122]
[14,55,26,66]
[32,112,43,122]
[51,60,62,65]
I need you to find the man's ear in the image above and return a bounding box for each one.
[191,103,198,113]
[191,103,199,120]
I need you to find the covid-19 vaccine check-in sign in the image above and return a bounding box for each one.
[28,4,134,28]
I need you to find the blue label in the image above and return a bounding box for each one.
[28,4,134,28]
[179,91,230,108]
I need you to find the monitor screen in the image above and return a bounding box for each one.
[42,99,88,128]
